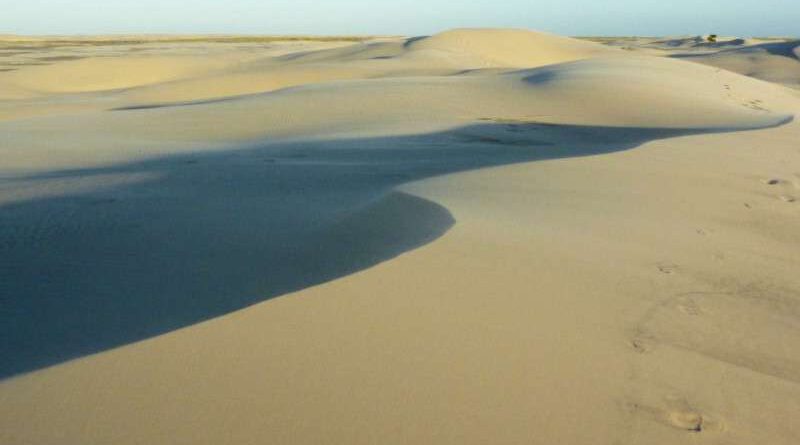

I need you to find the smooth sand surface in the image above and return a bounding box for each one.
[587,35,800,89]
[1,28,799,444]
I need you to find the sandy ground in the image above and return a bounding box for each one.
[584,35,800,89]
[1,29,799,444]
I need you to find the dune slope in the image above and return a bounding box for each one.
[1,28,799,445]
[675,40,800,89]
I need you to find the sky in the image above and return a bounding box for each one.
[1,0,798,37]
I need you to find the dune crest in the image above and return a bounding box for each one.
[405,27,616,67]
[1,28,800,445]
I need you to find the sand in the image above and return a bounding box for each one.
[586,35,800,89]
[1,28,799,444]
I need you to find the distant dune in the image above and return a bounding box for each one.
[584,35,800,89]
[674,40,800,89]
[404,28,617,67]
[1,28,799,445]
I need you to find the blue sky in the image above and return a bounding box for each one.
[2,0,798,36]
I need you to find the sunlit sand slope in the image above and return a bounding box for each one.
[1,28,799,445]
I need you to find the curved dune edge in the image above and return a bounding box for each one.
[2,117,800,444]
[1,51,796,175]
[0,168,455,378]
[2,28,800,445]
[5,118,773,378]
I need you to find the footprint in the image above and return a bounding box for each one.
[662,395,724,433]
[668,410,704,432]
[657,263,678,274]
[626,397,721,433]
[636,290,800,383]
[743,100,767,111]
[630,337,653,354]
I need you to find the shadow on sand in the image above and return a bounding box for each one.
[0,119,787,378]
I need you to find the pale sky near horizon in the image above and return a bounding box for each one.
[1,0,797,37]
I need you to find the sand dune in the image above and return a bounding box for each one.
[587,35,800,89]
[674,40,800,89]
[1,46,793,172]
[648,35,754,49]
[403,28,617,67]
[1,28,799,445]
[5,55,239,93]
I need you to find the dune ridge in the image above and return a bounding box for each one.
[674,40,800,89]
[1,28,799,445]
